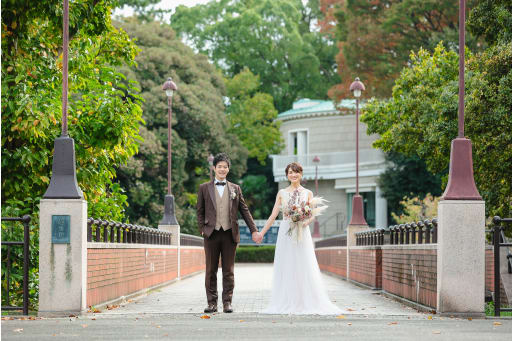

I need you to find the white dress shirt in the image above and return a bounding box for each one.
[215,178,226,197]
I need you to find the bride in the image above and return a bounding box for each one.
[258,162,342,315]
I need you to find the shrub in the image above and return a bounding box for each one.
[235,246,275,263]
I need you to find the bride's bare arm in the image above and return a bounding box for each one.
[261,192,282,237]
[303,190,315,226]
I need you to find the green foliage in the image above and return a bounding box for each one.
[1,0,143,309]
[325,0,483,99]
[225,69,283,165]
[235,246,275,263]
[114,18,248,234]
[468,0,512,45]
[361,42,512,219]
[239,175,273,219]
[378,153,443,223]
[391,194,440,224]
[171,0,339,112]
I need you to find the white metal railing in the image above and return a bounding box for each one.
[271,149,385,173]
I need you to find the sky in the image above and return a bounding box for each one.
[113,0,211,19]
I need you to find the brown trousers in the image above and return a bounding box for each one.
[204,228,237,305]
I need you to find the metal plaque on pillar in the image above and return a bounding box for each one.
[52,215,70,244]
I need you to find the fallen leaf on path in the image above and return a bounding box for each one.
[91,318,96,321]
[433,331,441,334]
[346,308,355,311]
[388,322,398,325]
[468,317,472,321]
[239,320,245,322]
[347,323,352,326]
[428,316,433,320]
[163,334,168,337]
[107,305,119,310]
[13,328,23,333]
[493,322,502,326]
[2,317,14,320]
[336,315,346,319]
[81,324,88,328]
[200,315,211,319]
[156,325,161,328]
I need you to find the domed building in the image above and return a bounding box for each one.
[270,98,389,237]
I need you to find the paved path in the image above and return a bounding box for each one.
[110,263,423,316]
[3,264,512,340]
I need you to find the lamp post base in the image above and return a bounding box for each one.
[442,138,481,200]
[43,136,83,199]
[349,195,368,226]
[160,194,179,225]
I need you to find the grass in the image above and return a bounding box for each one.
[485,301,512,317]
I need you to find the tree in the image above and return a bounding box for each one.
[225,68,283,165]
[114,18,248,233]
[319,0,482,100]
[2,0,143,308]
[378,153,443,223]
[361,42,512,219]
[171,0,339,113]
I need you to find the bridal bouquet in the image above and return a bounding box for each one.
[285,194,328,242]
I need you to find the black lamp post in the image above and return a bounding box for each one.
[312,155,321,238]
[441,0,481,200]
[208,154,214,181]
[348,77,368,226]
[160,77,179,225]
[43,0,82,199]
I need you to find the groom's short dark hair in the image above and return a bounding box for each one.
[213,153,231,168]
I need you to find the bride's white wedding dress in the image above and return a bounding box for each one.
[261,188,342,315]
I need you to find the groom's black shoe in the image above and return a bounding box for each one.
[204,303,217,313]
[223,302,233,313]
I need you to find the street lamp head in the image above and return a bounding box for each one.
[349,77,365,98]
[207,153,214,166]
[313,155,320,163]
[162,77,178,98]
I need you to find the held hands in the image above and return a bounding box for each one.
[252,231,263,244]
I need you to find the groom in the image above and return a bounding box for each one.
[197,153,262,313]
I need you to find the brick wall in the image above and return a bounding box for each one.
[87,245,206,307]
[315,247,347,278]
[349,247,382,289]
[381,246,437,309]
[180,247,206,278]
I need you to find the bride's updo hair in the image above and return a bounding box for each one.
[285,162,303,175]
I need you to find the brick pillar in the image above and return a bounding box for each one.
[38,199,87,316]
[347,224,367,281]
[437,200,485,317]
[159,224,180,278]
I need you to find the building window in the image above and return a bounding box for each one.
[288,130,308,156]
[346,192,376,227]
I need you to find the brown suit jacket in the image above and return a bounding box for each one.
[196,180,257,243]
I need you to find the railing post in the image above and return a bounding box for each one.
[493,218,501,316]
[22,215,30,315]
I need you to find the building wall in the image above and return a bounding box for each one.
[279,114,379,156]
